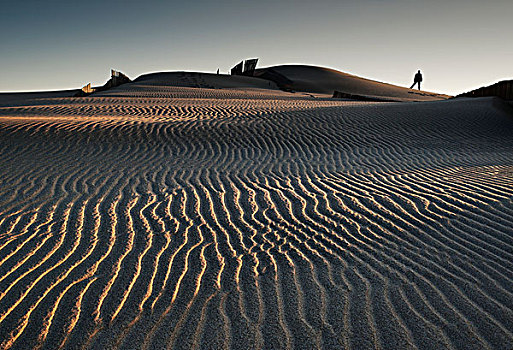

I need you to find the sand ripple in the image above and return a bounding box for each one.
[0,87,513,349]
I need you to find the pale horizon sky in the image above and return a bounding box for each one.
[1,0,512,95]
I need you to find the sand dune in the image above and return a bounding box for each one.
[0,91,76,107]
[135,71,281,90]
[0,79,512,350]
[256,65,450,101]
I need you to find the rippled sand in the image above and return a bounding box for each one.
[0,80,513,349]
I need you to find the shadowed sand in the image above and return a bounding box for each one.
[255,65,450,101]
[0,70,512,349]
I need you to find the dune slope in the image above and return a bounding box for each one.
[256,65,450,101]
[0,83,512,350]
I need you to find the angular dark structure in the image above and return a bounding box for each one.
[231,59,259,76]
[75,69,131,96]
[243,58,258,76]
[230,61,243,76]
[457,80,513,100]
[110,69,131,87]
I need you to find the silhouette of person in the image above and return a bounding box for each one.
[410,70,423,90]
[217,68,220,75]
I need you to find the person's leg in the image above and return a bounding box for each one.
[410,82,415,89]
[418,82,421,90]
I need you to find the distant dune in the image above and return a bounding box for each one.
[128,65,450,102]
[0,90,76,107]
[255,65,450,101]
[0,71,512,349]
[135,71,281,90]
[0,65,450,103]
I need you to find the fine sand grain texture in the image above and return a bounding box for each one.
[0,74,512,349]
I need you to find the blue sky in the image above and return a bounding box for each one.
[1,0,512,95]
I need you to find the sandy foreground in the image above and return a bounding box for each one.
[0,73,513,349]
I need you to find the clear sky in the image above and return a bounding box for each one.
[1,0,512,95]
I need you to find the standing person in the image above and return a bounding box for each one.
[410,70,423,90]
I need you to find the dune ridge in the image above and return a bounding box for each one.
[0,81,512,349]
[254,65,450,101]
